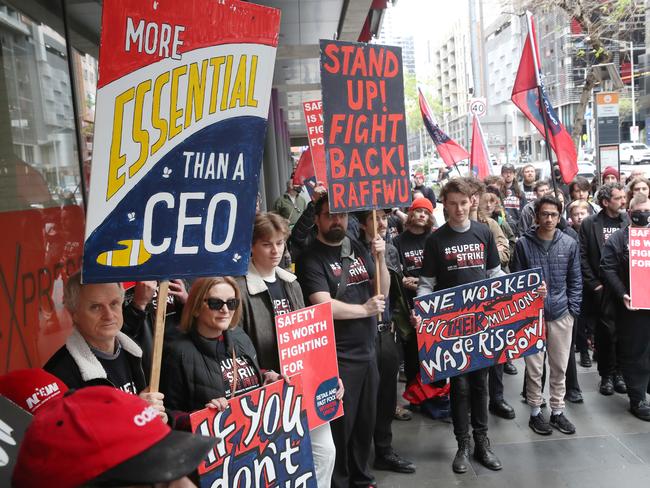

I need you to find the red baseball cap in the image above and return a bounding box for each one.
[410,197,434,214]
[0,368,68,414]
[12,386,217,488]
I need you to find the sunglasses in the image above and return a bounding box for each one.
[204,298,240,311]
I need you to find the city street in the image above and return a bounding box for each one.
[377,358,650,487]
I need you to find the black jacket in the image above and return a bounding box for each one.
[579,210,629,293]
[600,226,630,302]
[160,327,262,416]
[44,329,146,392]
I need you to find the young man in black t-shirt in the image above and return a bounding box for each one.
[416,178,503,474]
[296,195,390,488]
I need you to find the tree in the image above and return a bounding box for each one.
[532,0,641,147]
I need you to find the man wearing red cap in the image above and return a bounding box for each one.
[393,197,435,386]
[12,386,216,488]
[602,166,620,185]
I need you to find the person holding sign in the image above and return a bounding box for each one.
[296,194,390,488]
[44,273,166,422]
[416,178,505,474]
[159,277,283,429]
[512,195,582,436]
[601,193,650,421]
[236,212,341,488]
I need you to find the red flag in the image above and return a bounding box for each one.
[419,88,469,167]
[292,147,315,185]
[470,115,491,180]
[511,12,577,184]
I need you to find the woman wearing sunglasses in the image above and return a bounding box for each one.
[235,212,342,488]
[160,276,282,429]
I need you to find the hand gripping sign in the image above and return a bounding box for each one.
[414,269,546,382]
[82,0,280,283]
[319,40,411,212]
[190,377,317,488]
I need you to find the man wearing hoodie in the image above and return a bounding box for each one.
[512,195,582,436]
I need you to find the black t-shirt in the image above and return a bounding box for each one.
[602,213,624,243]
[92,345,137,394]
[421,221,500,291]
[296,238,375,362]
[523,183,536,203]
[393,230,430,277]
[265,275,294,316]
[387,214,404,242]
[215,338,260,397]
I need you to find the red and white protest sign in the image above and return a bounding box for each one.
[276,302,343,429]
[302,100,328,185]
[190,377,316,488]
[629,227,650,309]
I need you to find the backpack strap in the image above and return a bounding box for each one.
[335,237,353,300]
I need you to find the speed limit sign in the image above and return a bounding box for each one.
[469,98,487,117]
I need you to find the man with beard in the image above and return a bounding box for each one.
[521,164,537,203]
[417,178,504,474]
[296,194,390,488]
[580,183,629,395]
[601,193,650,420]
[393,198,435,385]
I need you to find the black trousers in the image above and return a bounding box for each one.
[488,364,504,403]
[618,310,650,404]
[331,358,379,488]
[575,314,593,354]
[402,331,420,384]
[374,330,400,457]
[565,315,581,392]
[450,368,489,441]
[595,319,618,378]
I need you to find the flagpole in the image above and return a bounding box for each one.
[526,11,559,198]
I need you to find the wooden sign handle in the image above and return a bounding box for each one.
[148,280,169,392]
[372,209,382,321]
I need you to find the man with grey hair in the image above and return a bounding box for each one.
[44,272,165,420]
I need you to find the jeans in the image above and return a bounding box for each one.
[450,368,489,441]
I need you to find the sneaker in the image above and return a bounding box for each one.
[579,350,592,368]
[630,401,650,421]
[529,412,552,435]
[565,389,584,404]
[550,412,576,434]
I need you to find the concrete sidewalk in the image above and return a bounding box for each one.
[375,357,650,488]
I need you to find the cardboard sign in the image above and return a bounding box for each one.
[190,377,316,488]
[629,228,650,309]
[302,100,328,185]
[276,302,342,430]
[414,269,545,382]
[0,396,32,486]
[82,0,280,283]
[320,40,411,212]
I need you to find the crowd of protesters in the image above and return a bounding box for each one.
[3,163,650,488]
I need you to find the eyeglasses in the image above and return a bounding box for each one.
[540,211,560,218]
[204,298,240,311]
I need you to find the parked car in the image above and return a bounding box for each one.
[577,161,596,180]
[619,143,650,165]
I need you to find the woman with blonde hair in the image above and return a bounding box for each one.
[626,176,650,208]
[160,276,282,428]
[236,211,343,488]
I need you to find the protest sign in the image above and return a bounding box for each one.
[414,269,545,383]
[82,0,280,283]
[276,302,342,430]
[0,396,32,486]
[190,377,316,488]
[320,40,411,212]
[302,100,328,185]
[629,227,650,309]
